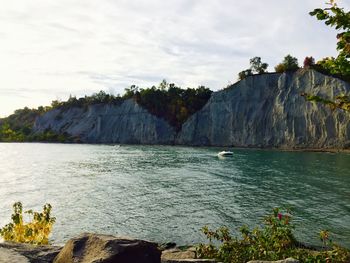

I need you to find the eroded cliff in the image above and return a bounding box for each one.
[33,69,350,148]
[33,99,176,144]
[176,69,350,148]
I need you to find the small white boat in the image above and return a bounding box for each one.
[217,151,233,157]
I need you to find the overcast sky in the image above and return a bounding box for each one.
[0,0,349,117]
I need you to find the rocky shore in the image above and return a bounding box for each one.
[0,233,299,263]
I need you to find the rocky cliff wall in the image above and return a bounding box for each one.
[33,99,176,144]
[176,69,350,148]
[34,70,350,148]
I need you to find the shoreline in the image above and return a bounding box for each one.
[1,141,349,154]
[0,233,348,263]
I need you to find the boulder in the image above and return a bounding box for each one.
[53,233,161,263]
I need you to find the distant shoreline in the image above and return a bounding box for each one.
[1,141,349,154]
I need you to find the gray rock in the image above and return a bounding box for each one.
[0,242,61,263]
[0,247,29,263]
[161,247,216,263]
[34,99,176,144]
[53,233,161,263]
[177,70,350,148]
[247,258,299,263]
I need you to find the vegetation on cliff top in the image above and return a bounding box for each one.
[304,0,350,111]
[128,81,212,131]
[237,1,350,112]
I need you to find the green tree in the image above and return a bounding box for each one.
[123,85,139,99]
[158,79,168,90]
[304,1,350,111]
[310,1,350,78]
[238,57,268,80]
[274,55,299,73]
[284,55,299,71]
[238,69,253,80]
[250,56,268,74]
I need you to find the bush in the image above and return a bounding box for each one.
[250,57,269,74]
[0,202,56,245]
[310,2,350,80]
[238,69,253,80]
[274,55,299,73]
[237,57,269,80]
[197,208,350,263]
[274,63,286,73]
[304,56,316,68]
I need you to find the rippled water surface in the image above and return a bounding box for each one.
[0,143,349,247]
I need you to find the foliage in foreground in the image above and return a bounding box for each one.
[304,1,350,111]
[0,202,55,245]
[197,208,350,263]
[310,1,350,81]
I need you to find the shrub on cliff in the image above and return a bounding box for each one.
[303,56,316,68]
[274,63,286,73]
[238,57,269,80]
[238,69,253,80]
[274,55,299,73]
[0,202,56,245]
[197,207,350,263]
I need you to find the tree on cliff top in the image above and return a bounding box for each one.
[274,55,299,73]
[250,57,269,74]
[310,0,350,78]
[304,1,350,111]
[238,57,268,80]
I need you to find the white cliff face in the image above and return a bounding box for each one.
[33,99,176,144]
[34,70,350,148]
[176,69,350,148]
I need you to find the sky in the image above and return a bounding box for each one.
[0,0,349,117]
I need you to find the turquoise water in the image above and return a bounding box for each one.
[0,143,349,247]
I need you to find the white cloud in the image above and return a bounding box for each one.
[0,0,346,116]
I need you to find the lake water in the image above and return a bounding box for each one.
[0,143,349,247]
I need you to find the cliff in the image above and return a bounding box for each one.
[33,99,176,144]
[33,69,350,148]
[176,69,350,148]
